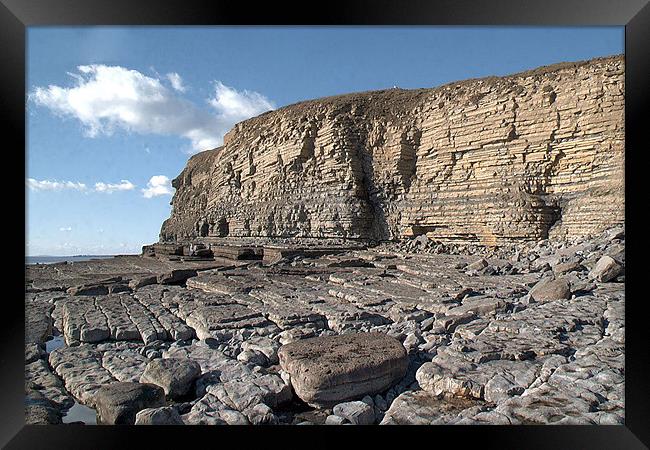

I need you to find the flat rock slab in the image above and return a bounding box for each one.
[95,382,165,425]
[25,301,54,344]
[25,228,626,425]
[26,255,223,291]
[158,269,198,285]
[185,304,271,340]
[25,359,74,410]
[278,332,408,407]
[49,345,117,407]
[380,391,481,425]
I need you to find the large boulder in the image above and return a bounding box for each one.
[140,358,201,398]
[95,382,165,424]
[278,332,408,407]
[528,277,571,303]
[589,255,623,282]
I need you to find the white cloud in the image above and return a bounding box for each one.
[94,180,136,193]
[208,81,275,119]
[142,175,174,198]
[27,178,87,191]
[28,178,137,193]
[166,72,186,92]
[30,65,275,153]
[59,227,72,232]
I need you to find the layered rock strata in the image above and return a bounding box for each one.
[161,55,623,246]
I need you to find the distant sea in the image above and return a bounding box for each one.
[26,255,116,265]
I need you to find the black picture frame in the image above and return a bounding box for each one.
[3,0,648,447]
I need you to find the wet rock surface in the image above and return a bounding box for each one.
[25,226,624,425]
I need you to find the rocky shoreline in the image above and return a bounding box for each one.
[25,226,624,425]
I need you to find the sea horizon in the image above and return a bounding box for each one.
[25,254,128,265]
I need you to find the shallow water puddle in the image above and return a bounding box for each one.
[62,402,98,425]
[45,335,65,353]
[44,334,98,425]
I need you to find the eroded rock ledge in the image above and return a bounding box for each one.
[161,55,623,246]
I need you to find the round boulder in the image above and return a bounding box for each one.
[588,255,623,282]
[529,277,571,303]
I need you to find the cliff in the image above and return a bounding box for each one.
[160,55,624,246]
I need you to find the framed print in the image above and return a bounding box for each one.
[3,0,648,447]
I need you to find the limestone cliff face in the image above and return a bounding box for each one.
[160,55,624,245]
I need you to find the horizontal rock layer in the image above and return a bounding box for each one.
[161,55,624,245]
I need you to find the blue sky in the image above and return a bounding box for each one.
[26,26,623,256]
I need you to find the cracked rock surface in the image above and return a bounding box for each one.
[25,225,624,425]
